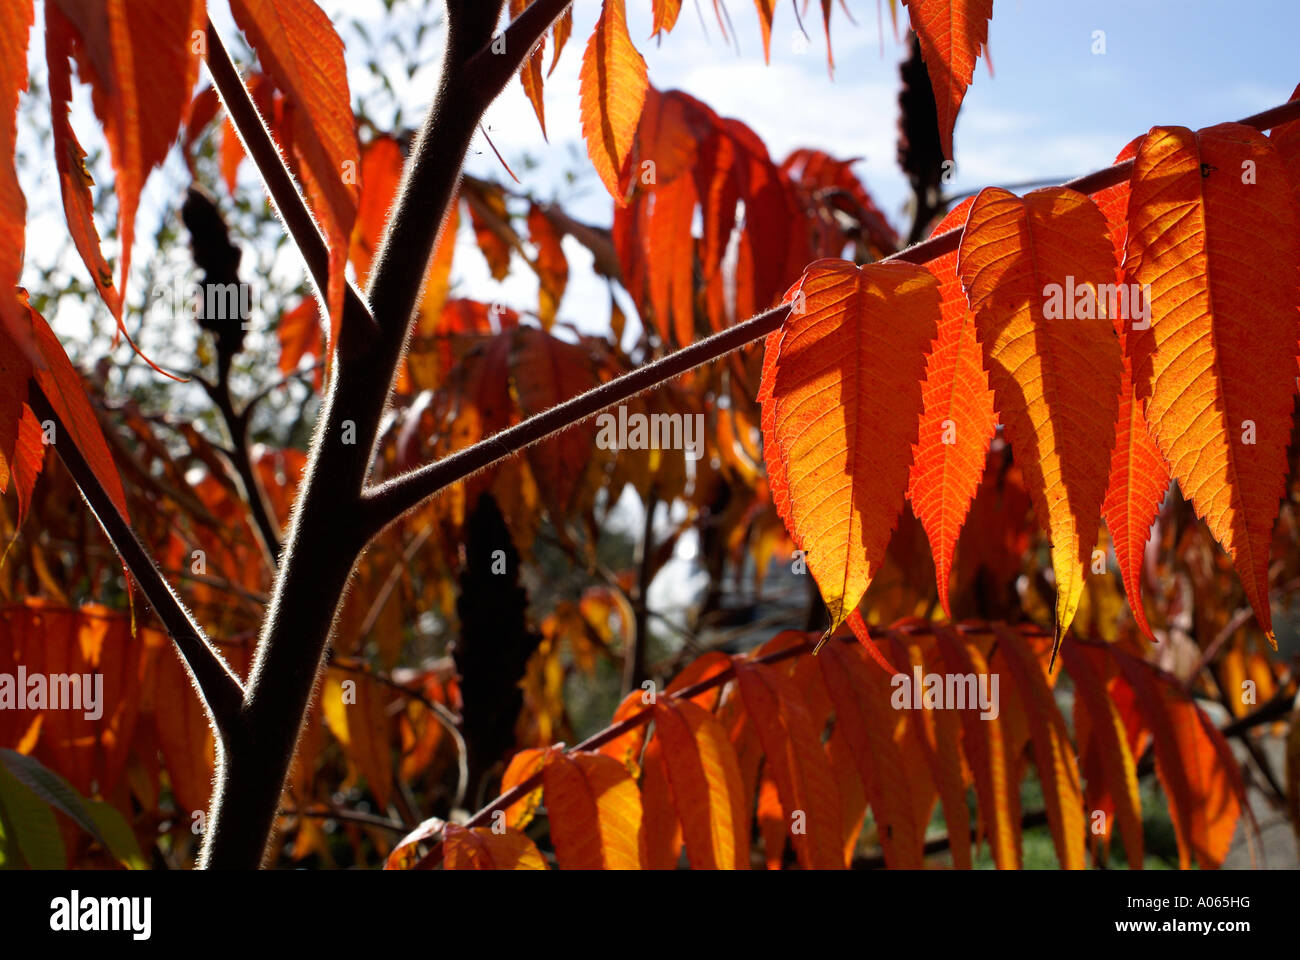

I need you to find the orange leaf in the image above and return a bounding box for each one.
[1092,136,1169,642]
[443,823,548,870]
[44,5,120,321]
[902,0,993,159]
[759,259,939,631]
[933,625,1018,868]
[1061,639,1143,867]
[549,7,573,77]
[47,0,203,332]
[889,632,972,869]
[510,0,548,138]
[957,187,1122,655]
[1125,124,1300,646]
[528,204,569,329]
[753,0,775,62]
[542,751,642,869]
[277,297,322,376]
[0,343,27,498]
[229,0,360,346]
[509,326,599,519]
[645,174,697,345]
[733,659,842,869]
[1115,652,1245,869]
[466,181,514,282]
[350,135,404,286]
[10,403,46,522]
[993,625,1085,868]
[26,301,130,523]
[907,197,997,615]
[815,638,924,867]
[579,0,648,204]
[0,0,33,356]
[650,699,747,869]
[500,747,549,830]
[416,197,460,333]
[1269,82,1300,209]
[322,667,393,812]
[651,0,683,36]
[638,733,682,868]
[145,630,216,815]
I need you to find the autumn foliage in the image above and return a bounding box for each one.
[0,0,1298,872]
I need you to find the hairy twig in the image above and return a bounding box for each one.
[26,382,246,732]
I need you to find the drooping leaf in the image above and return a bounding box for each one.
[542,751,642,869]
[1061,639,1143,868]
[957,187,1122,656]
[650,699,747,869]
[759,259,939,632]
[549,7,573,77]
[645,174,697,345]
[901,0,993,160]
[350,134,404,285]
[933,625,1018,868]
[1115,652,1245,869]
[732,658,842,869]
[753,0,775,62]
[510,0,548,138]
[889,632,972,869]
[443,822,548,870]
[1092,136,1169,641]
[579,0,648,204]
[322,667,393,812]
[1124,123,1300,646]
[815,637,924,867]
[44,4,121,322]
[509,326,599,520]
[651,0,683,36]
[277,297,323,377]
[46,0,204,331]
[528,204,569,329]
[0,0,33,356]
[992,626,1085,868]
[907,197,996,615]
[10,403,45,523]
[26,300,130,524]
[466,180,515,282]
[229,0,360,345]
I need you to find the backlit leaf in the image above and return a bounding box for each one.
[579,0,648,204]
[957,187,1122,656]
[760,259,939,631]
[907,197,997,615]
[902,0,993,159]
[1124,123,1300,646]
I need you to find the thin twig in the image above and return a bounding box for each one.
[27,382,246,733]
